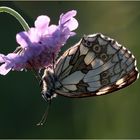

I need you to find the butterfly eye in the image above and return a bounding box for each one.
[100,53,108,61]
[93,44,101,53]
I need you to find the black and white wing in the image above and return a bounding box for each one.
[53,33,139,97]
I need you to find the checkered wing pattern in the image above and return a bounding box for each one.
[51,33,139,97]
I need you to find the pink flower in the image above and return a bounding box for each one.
[0,10,78,75]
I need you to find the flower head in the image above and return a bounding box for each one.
[0,10,78,75]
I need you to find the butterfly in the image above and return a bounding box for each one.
[41,33,139,101]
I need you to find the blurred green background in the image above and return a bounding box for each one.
[0,1,140,139]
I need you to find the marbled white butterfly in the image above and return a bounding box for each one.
[41,33,139,100]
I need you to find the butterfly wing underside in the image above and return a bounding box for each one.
[53,33,139,97]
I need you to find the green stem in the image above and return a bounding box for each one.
[0,6,30,31]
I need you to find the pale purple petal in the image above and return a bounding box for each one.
[63,18,78,31]
[59,28,71,43]
[0,52,29,75]
[6,53,18,60]
[0,54,5,62]
[35,15,50,34]
[48,25,58,34]
[0,63,11,75]
[16,31,30,48]
[28,28,40,43]
[69,32,76,36]
[59,10,77,25]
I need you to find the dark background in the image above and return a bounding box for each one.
[0,1,139,139]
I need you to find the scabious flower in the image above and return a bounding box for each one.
[0,10,78,75]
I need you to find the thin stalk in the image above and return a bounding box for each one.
[0,6,29,31]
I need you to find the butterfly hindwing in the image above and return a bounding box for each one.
[52,33,139,97]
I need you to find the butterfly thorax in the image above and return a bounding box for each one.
[41,68,59,101]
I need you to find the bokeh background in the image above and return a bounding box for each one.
[0,1,140,139]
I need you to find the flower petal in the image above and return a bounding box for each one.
[48,24,58,34]
[0,63,11,75]
[59,10,77,25]
[16,31,30,48]
[28,28,40,43]
[63,18,78,31]
[6,53,18,60]
[0,54,5,62]
[69,32,76,36]
[35,15,50,34]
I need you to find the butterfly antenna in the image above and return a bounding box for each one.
[36,100,51,126]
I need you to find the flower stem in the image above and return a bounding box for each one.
[0,6,30,31]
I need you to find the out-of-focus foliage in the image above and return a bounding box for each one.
[0,1,139,138]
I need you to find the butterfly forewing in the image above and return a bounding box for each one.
[42,33,139,99]
[51,33,139,97]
